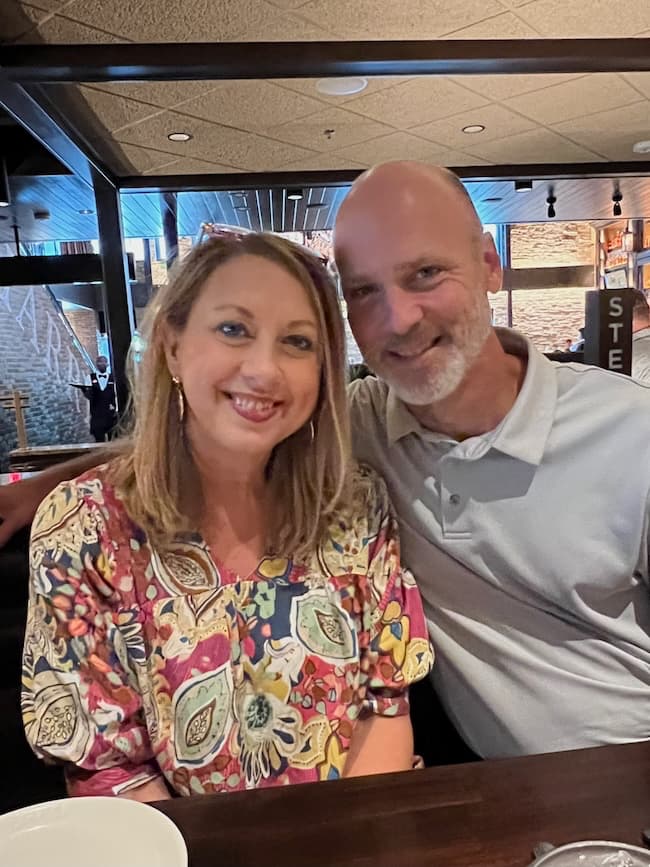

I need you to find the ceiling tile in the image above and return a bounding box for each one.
[236,8,336,39]
[515,0,650,35]
[78,86,163,133]
[498,0,539,6]
[331,132,449,167]
[298,0,506,39]
[441,10,539,37]
[265,0,313,7]
[265,106,394,152]
[453,73,584,102]
[23,12,128,41]
[143,158,240,175]
[59,0,277,41]
[174,81,326,133]
[344,78,488,129]
[18,0,69,11]
[553,102,650,161]
[273,76,411,105]
[504,74,645,125]
[114,111,314,171]
[1,3,50,43]
[622,73,650,100]
[437,150,491,166]
[277,155,367,171]
[463,127,604,163]
[86,81,217,110]
[117,143,179,173]
[412,104,536,149]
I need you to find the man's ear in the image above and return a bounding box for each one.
[482,232,503,296]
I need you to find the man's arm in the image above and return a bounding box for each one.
[0,447,115,547]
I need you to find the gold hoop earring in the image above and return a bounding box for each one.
[172,376,185,422]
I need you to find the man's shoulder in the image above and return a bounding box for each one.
[551,357,650,422]
[347,375,389,418]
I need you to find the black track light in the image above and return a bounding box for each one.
[612,189,623,218]
[546,188,557,219]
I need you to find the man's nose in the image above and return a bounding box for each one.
[382,283,425,336]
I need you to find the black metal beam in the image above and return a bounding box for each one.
[0,252,135,286]
[0,80,115,187]
[92,166,135,414]
[117,161,650,193]
[5,39,650,82]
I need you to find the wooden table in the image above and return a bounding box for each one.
[156,741,650,867]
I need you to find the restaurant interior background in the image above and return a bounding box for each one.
[1,0,650,474]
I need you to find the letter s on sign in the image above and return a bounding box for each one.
[609,296,623,317]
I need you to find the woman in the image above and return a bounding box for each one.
[22,233,432,801]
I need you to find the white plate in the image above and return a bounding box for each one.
[0,797,188,867]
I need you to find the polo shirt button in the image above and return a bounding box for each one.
[449,493,461,505]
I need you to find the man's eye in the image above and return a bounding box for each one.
[216,322,248,338]
[416,266,440,280]
[347,285,375,300]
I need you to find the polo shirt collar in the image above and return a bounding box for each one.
[385,328,557,466]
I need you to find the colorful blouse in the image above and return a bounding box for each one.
[22,463,433,797]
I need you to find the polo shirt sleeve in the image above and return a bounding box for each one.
[357,467,434,717]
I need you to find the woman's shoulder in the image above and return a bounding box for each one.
[32,463,126,538]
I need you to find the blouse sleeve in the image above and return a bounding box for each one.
[21,479,161,797]
[357,466,434,717]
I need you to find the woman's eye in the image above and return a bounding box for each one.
[216,322,248,338]
[284,335,314,352]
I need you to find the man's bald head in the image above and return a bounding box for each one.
[332,160,502,406]
[334,161,483,263]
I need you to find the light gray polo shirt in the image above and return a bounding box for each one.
[349,329,650,758]
[633,326,650,385]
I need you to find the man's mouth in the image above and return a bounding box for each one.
[388,335,443,361]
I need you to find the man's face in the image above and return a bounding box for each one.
[96,357,108,373]
[335,191,501,406]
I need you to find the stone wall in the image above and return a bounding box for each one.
[0,285,92,470]
[510,222,596,269]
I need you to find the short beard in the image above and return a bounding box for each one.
[375,303,492,406]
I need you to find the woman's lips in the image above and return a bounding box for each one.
[226,392,282,423]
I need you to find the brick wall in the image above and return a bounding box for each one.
[0,285,92,470]
[510,222,595,268]
[65,307,99,361]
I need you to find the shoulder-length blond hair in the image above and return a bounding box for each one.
[110,232,351,561]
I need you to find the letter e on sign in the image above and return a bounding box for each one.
[609,348,624,370]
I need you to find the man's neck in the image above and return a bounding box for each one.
[407,331,527,440]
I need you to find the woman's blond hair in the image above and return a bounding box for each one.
[110,233,351,561]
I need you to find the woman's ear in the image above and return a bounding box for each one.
[161,321,181,379]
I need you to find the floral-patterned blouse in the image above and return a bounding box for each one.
[22,463,433,797]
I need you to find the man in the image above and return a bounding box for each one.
[2,162,649,759]
[75,355,117,442]
[334,161,650,759]
[632,288,650,384]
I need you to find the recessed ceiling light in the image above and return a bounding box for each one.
[462,124,485,134]
[167,132,192,142]
[233,205,248,211]
[316,77,368,97]
[632,140,650,154]
[287,189,304,201]
[514,180,534,193]
[0,200,9,208]
[78,208,94,215]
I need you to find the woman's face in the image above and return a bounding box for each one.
[165,253,322,463]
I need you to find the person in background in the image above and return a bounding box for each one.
[21,233,432,801]
[76,356,118,442]
[632,288,650,384]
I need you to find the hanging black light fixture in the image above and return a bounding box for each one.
[546,188,557,219]
[612,188,623,218]
[0,158,10,208]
